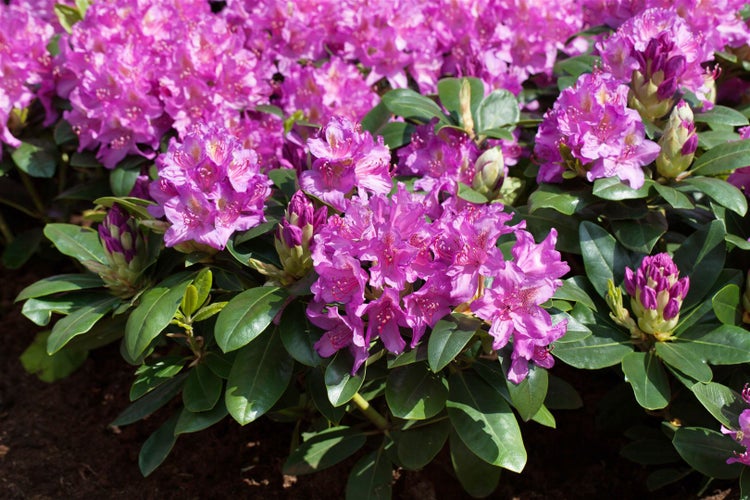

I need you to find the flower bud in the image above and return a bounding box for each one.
[624,253,689,340]
[629,34,684,122]
[459,78,475,138]
[472,147,505,198]
[85,204,150,298]
[274,190,326,280]
[656,100,697,180]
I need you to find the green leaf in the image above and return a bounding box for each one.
[43,224,106,266]
[553,277,596,310]
[11,141,57,178]
[381,89,447,125]
[283,426,367,475]
[712,284,741,325]
[110,166,140,197]
[678,325,750,365]
[544,374,583,410]
[447,371,526,472]
[620,438,681,465]
[621,351,670,410]
[111,372,188,426]
[646,468,692,491]
[307,368,346,424]
[652,183,694,210]
[680,177,747,216]
[449,429,502,498]
[361,101,392,135]
[225,327,293,425]
[553,54,600,78]
[673,219,726,309]
[530,404,556,428]
[125,273,194,359]
[672,427,743,479]
[214,286,287,353]
[20,330,88,382]
[506,363,548,422]
[54,3,83,33]
[47,295,120,353]
[698,130,741,150]
[476,89,519,133]
[93,196,157,219]
[16,273,104,301]
[192,301,227,323]
[345,448,393,500]
[396,419,450,470]
[21,292,105,326]
[691,139,750,176]
[592,177,652,200]
[528,184,582,215]
[611,215,666,254]
[325,351,366,407]
[387,343,428,368]
[130,356,185,401]
[174,401,228,435]
[139,414,179,477]
[579,221,630,298]
[427,315,479,372]
[279,300,323,367]
[379,122,415,149]
[385,363,448,420]
[457,182,489,204]
[553,324,632,369]
[2,228,43,269]
[437,77,484,123]
[690,382,746,429]
[654,342,712,383]
[516,206,582,254]
[694,105,749,127]
[741,466,750,500]
[182,364,223,413]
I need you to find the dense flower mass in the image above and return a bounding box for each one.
[534,70,660,188]
[721,385,750,466]
[148,124,271,250]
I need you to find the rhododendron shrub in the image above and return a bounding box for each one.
[5,0,750,498]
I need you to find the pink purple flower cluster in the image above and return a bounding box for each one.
[722,385,750,466]
[0,3,54,149]
[148,124,271,250]
[308,187,569,383]
[534,71,660,189]
[728,126,750,195]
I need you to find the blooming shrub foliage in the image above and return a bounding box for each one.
[5,0,750,497]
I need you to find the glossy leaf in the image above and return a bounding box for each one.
[214,286,286,353]
[43,224,106,266]
[621,351,670,410]
[712,284,741,325]
[691,138,750,177]
[427,315,479,372]
[652,183,694,210]
[690,382,746,429]
[673,219,726,309]
[507,363,548,421]
[111,373,188,426]
[385,363,448,420]
[47,295,120,354]
[279,300,323,367]
[672,427,743,479]
[183,364,223,413]
[447,371,526,472]
[345,448,393,500]
[283,426,367,475]
[130,356,185,401]
[174,400,229,435]
[381,89,447,125]
[449,429,502,498]
[553,324,632,369]
[396,419,450,470]
[579,221,630,298]
[476,89,519,132]
[677,325,750,365]
[680,177,747,216]
[16,273,104,301]
[307,368,346,424]
[694,105,749,127]
[528,184,582,215]
[139,415,179,477]
[611,216,666,254]
[22,293,103,326]
[225,327,293,425]
[325,351,366,407]
[654,342,712,383]
[125,273,194,359]
[592,177,652,200]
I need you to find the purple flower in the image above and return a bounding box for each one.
[358,287,409,355]
[534,70,660,189]
[728,126,750,196]
[275,191,327,280]
[722,384,750,466]
[148,123,271,250]
[624,253,689,338]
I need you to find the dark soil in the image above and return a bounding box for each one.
[0,263,739,499]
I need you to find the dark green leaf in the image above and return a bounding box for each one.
[324,351,366,407]
[20,330,88,382]
[396,419,450,470]
[307,368,346,424]
[139,414,179,477]
[506,363,548,421]
[21,292,105,326]
[476,89,519,132]
[69,151,102,168]
[652,183,694,210]
[130,356,185,401]
[611,215,666,253]
[279,300,323,367]
[554,54,600,78]
[691,139,750,176]
[545,375,583,410]
[672,427,743,479]
[11,141,57,178]
[225,327,293,425]
[183,364,223,412]
[694,106,749,127]
[387,343,428,368]
[427,315,479,372]
[621,351,670,410]
[680,177,747,216]
[553,277,597,310]
[381,89,447,125]
[712,284,741,325]
[43,224,106,266]
[283,426,367,475]
[2,228,43,269]
[579,221,630,298]
[654,342,712,383]
[345,448,393,500]
[528,184,583,215]
[553,324,632,369]
[47,295,120,354]
[361,101,392,135]
[698,130,741,150]
[16,273,104,301]
[592,177,652,200]
[449,429,502,498]
[516,206,582,254]
[268,168,298,200]
[110,167,140,197]
[214,286,286,352]
[386,363,448,420]
[447,371,526,472]
[111,372,188,426]
[673,219,726,309]
[690,382,746,429]
[125,273,194,359]
[678,325,750,365]
[646,468,692,492]
[741,466,750,500]
[174,401,229,435]
[379,122,415,149]
[620,438,680,465]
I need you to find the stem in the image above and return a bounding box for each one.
[0,197,40,218]
[351,392,389,431]
[0,211,14,244]
[19,171,47,220]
